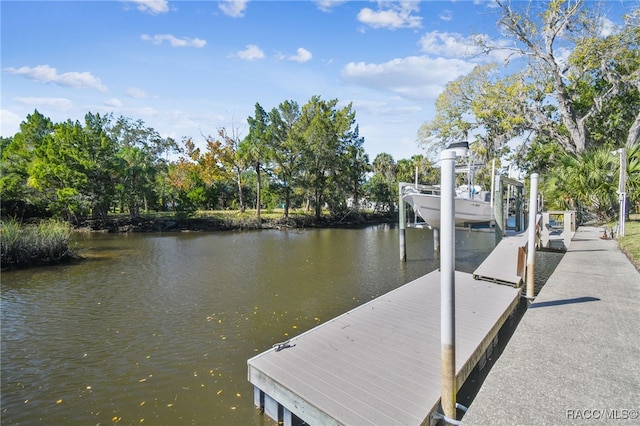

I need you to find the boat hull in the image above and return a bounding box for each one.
[403,192,493,229]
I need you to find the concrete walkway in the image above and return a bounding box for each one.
[462,226,640,425]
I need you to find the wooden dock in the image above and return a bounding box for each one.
[247,271,521,425]
[473,233,528,286]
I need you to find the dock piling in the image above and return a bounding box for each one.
[440,149,457,422]
[399,182,407,261]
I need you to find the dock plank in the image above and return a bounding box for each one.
[248,270,520,425]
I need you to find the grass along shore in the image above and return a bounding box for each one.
[1,219,77,269]
[2,212,638,271]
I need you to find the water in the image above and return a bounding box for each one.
[1,226,554,425]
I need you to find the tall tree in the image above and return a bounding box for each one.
[216,127,247,212]
[82,112,119,221]
[26,113,118,222]
[421,0,639,166]
[367,153,397,212]
[109,116,176,218]
[298,96,356,219]
[491,0,639,153]
[28,119,90,221]
[268,100,303,219]
[0,110,53,217]
[242,103,272,223]
[335,125,370,211]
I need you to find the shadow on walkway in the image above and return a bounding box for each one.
[529,296,600,309]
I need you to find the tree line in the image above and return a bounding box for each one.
[2,1,638,225]
[0,97,437,224]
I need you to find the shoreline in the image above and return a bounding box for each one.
[75,211,398,233]
[1,212,397,271]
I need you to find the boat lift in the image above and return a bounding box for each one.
[398,174,525,261]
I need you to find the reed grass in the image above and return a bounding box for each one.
[1,218,75,268]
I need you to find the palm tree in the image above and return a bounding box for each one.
[542,147,618,223]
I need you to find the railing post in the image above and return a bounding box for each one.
[564,212,572,249]
[440,149,457,422]
[399,183,407,261]
[617,148,627,237]
[494,176,504,245]
[526,173,539,300]
[516,186,524,232]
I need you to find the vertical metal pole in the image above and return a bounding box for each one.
[399,183,407,261]
[526,173,539,300]
[618,149,627,238]
[433,227,440,253]
[490,159,495,208]
[516,186,523,232]
[440,149,457,421]
[494,177,504,245]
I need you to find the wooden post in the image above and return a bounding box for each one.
[440,149,457,422]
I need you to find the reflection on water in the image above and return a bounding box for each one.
[1,226,560,425]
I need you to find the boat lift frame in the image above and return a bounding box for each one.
[398,175,525,261]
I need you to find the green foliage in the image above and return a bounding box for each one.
[542,148,618,222]
[0,111,53,217]
[367,153,397,212]
[0,94,433,224]
[267,100,303,218]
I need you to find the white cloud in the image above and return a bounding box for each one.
[15,96,74,110]
[141,34,207,48]
[554,46,572,70]
[4,65,108,92]
[288,48,313,63]
[126,0,169,15]
[341,56,476,101]
[315,0,348,13]
[126,87,149,98]
[357,2,422,30]
[105,98,123,108]
[439,9,453,22]
[219,0,249,18]
[598,17,618,37]
[0,109,23,137]
[351,99,422,116]
[132,106,160,118]
[236,44,265,60]
[419,31,514,63]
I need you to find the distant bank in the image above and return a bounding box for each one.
[75,211,397,233]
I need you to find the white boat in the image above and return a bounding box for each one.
[402,184,494,229]
[402,142,494,229]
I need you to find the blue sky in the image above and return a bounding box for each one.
[0,0,633,161]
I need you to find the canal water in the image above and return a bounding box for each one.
[0,226,558,425]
